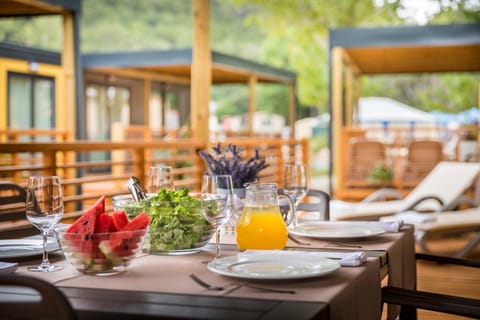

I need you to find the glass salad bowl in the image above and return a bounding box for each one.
[112,191,215,255]
[57,227,148,276]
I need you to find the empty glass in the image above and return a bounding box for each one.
[283,162,309,207]
[147,165,174,193]
[200,175,234,260]
[25,176,64,272]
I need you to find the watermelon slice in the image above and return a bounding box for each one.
[111,210,129,231]
[120,212,150,231]
[65,196,106,257]
[100,213,150,259]
[66,195,106,234]
[96,213,113,233]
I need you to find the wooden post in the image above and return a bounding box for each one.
[62,12,77,207]
[346,67,354,126]
[62,12,76,137]
[288,84,296,138]
[477,81,480,156]
[191,0,211,141]
[248,75,257,137]
[331,47,344,196]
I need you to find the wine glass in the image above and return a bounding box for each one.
[25,176,64,272]
[200,174,234,260]
[147,165,174,193]
[283,162,309,208]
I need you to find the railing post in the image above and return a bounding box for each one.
[134,146,146,187]
[301,138,310,171]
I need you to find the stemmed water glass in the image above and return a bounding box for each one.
[283,162,309,209]
[200,174,234,260]
[147,165,174,193]
[25,176,64,272]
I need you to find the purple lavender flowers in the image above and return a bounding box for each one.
[199,143,269,188]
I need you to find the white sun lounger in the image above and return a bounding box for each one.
[330,161,480,221]
[382,207,480,257]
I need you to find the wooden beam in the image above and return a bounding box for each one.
[0,60,6,130]
[288,84,296,138]
[345,67,354,126]
[84,67,191,85]
[144,79,151,125]
[190,0,211,141]
[331,47,345,195]
[478,81,480,155]
[62,12,75,136]
[248,75,257,137]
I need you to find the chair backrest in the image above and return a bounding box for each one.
[0,274,77,320]
[346,139,388,186]
[0,181,36,239]
[403,140,444,186]
[404,161,480,210]
[298,189,331,220]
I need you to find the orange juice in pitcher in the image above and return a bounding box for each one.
[235,183,295,250]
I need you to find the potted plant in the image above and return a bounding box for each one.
[367,161,393,186]
[199,143,269,197]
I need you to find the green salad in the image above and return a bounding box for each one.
[140,188,212,251]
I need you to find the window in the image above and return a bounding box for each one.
[8,72,55,141]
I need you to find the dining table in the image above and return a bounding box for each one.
[0,221,415,320]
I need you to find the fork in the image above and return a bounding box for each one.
[190,274,225,291]
[189,274,295,294]
[288,234,311,246]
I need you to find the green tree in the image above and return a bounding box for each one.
[226,0,479,115]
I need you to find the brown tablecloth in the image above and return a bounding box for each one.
[18,248,381,320]
[221,225,416,319]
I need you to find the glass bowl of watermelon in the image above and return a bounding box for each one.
[113,189,215,255]
[57,196,150,276]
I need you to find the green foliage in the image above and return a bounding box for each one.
[0,16,62,50]
[367,161,393,185]
[0,0,478,119]
[362,73,479,112]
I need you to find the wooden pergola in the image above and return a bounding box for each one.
[82,48,297,140]
[0,0,297,142]
[329,23,480,197]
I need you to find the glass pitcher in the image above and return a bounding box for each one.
[235,183,295,250]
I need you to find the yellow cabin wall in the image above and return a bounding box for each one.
[0,57,65,131]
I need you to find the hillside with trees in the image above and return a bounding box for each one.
[0,0,478,118]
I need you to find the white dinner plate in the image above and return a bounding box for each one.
[0,239,60,259]
[289,221,386,239]
[207,253,340,280]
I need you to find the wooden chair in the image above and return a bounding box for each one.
[0,181,36,239]
[345,139,390,187]
[402,140,444,187]
[382,253,480,319]
[0,274,77,320]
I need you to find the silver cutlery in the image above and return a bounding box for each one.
[189,274,295,294]
[190,274,225,291]
[288,234,311,246]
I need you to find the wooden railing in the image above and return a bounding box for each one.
[0,129,71,142]
[0,137,309,225]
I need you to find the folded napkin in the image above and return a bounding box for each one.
[360,221,403,232]
[382,210,437,224]
[0,261,18,274]
[240,250,368,267]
